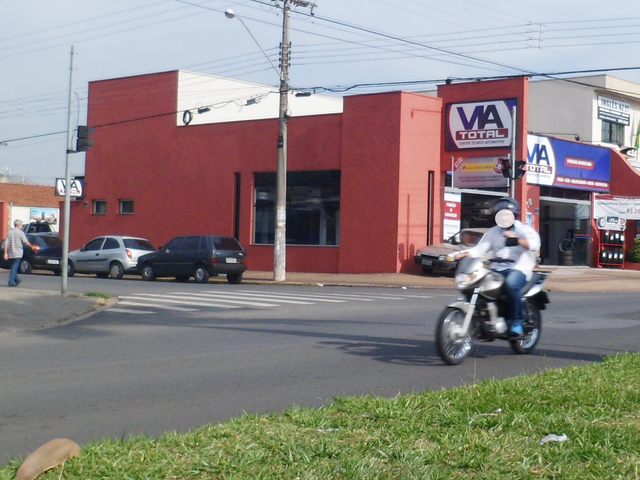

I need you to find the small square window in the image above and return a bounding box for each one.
[119,199,134,214]
[93,200,106,214]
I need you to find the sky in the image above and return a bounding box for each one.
[2,0,640,185]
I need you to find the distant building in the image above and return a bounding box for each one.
[0,183,60,239]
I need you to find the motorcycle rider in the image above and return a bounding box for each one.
[455,198,541,338]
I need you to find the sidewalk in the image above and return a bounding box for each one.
[1,266,639,334]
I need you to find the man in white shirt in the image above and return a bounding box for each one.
[3,220,35,287]
[456,198,541,337]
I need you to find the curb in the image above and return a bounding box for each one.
[35,296,120,330]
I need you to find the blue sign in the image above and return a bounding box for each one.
[526,135,611,192]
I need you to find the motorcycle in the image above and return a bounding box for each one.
[435,256,550,365]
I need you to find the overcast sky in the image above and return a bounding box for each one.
[2,0,640,185]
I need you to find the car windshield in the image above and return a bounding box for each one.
[448,230,485,246]
[123,238,155,251]
[459,231,484,246]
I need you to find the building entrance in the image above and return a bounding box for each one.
[539,197,591,266]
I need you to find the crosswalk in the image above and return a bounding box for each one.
[107,289,435,315]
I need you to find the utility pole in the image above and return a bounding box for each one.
[273,0,315,282]
[61,46,76,296]
[510,104,517,199]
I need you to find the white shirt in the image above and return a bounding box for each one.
[464,220,541,279]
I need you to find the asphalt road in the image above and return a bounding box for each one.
[1,275,639,462]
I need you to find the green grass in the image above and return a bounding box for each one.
[84,292,112,299]
[2,353,639,479]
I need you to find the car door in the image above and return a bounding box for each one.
[153,236,185,276]
[96,237,121,273]
[73,237,105,273]
[181,236,202,275]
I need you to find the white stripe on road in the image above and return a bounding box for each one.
[169,292,315,305]
[128,293,274,308]
[234,291,349,303]
[107,307,154,314]
[119,295,241,309]
[118,301,198,312]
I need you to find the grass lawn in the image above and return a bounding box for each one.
[2,353,639,479]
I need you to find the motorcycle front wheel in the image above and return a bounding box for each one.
[509,301,542,354]
[436,307,474,365]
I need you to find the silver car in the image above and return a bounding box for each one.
[68,236,155,279]
[413,228,489,275]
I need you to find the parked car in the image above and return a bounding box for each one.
[67,236,155,279]
[413,228,489,275]
[0,234,65,275]
[22,221,58,236]
[137,235,247,284]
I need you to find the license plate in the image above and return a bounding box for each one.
[225,258,237,264]
[47,259,60,265]
[421,259,433,266]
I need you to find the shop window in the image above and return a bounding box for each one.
[601,120,624,146]
[93,200,106,215]
[119,199,134,214]
[253,170,340,246]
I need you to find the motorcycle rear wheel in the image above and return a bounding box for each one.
[436,307,474,365]
[509,302,541,354]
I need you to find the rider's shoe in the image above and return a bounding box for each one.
[509,324,524,339]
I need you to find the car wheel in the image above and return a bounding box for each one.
[109,261,125,279]
[193,265,210,284]
[175,275,190,283]
[227,273,243,284]
[67,261,75,277]
[141,263,156,281]
[19,259,33,274]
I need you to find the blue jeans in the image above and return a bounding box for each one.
[8,257,21,286]
[500,269,526,328]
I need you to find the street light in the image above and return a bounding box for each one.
[225,6,291,282]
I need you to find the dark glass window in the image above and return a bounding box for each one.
[93,200,106,214]
[214,237,243,251]
[602,120,624,146]
[84,238,104,251]
[164,237,185,251]
[103,238,120,250]
[119,199,134,214]
[183,236,201,250]
[253,170,340,246]
[123,239,155,251]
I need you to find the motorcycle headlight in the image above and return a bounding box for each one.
[455,270,478,288]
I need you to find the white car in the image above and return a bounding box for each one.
[68,236,155,279]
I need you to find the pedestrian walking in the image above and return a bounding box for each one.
[3,220,35,287]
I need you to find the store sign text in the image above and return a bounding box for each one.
[446,99,515,150]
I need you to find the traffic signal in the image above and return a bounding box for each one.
[500,158,511,178]
[514,160,527,179]
[76,125,95,152]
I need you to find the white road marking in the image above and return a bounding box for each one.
[119,295,241,309]
[128,293,274,308]
[169,292,315,305]
[118,301,198,312]
[107,307,154,314]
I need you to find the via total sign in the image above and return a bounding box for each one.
[55,178,84,198]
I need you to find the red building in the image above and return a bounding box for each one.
[71,70,640,273]
[70,71,443,273]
